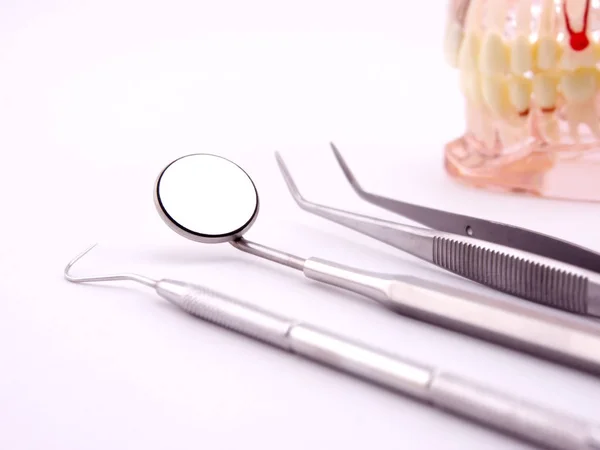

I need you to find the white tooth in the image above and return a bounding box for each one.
[458,32,480,72]
[511,35,533,74]
[457,0,483,107]
[480,32,510,74]
[536,37,560,70]
[458,0,485,71]
[480,0,509,75]
[532,71,560,142]
[511,0,532,74]
[560,69,597,103]
[482,76,511,116]
[535,0,559,70]
[476,0,511,118]
[444,19,464,67]
[559,46,597,70]
[533,72,558,111]
[461,70,484,106]
[444,0,472,68]
[508,76,532,115]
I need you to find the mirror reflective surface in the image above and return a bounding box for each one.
[154,153,259,243]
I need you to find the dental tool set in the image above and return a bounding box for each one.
[65,146,600,449]
[149,151,600,376]
[65,244,600,450]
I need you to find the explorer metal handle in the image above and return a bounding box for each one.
[155,278,600,450]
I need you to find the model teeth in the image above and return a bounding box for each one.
[458,32,481,73]
[560,68,597,102]
[535,37,560,71]
[509,76,533,115]
[512,35,534,74]
[482,76,511,116]
[477,0,511,117]
[457,0,485,109]
[511,0,534,74]
[444,19,464,68]
[461,71,484,107]
[444,0,472,67]
[480,0,510,75]
[449,0,600,141]
[535,0,560,70]
[533,72,559,111]
[480,33,510,74]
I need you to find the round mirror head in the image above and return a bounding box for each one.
[154,153,259,243]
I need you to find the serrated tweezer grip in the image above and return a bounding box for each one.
[274,183,600,316]
[433,237,589,314]
[274,147,600,317]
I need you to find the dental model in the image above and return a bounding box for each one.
[444,0,600,201]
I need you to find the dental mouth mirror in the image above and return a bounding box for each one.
[64,245,600,450]
[154,153,600,377]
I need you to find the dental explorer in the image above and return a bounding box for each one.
[153,153,600,376]
[274,144,600,317]
[64,244,600,450]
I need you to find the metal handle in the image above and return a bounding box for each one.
[388,276,600,374]
[156,279,294,349]
[429,372,600,450]
[154,278,600,449]
[302,257,600,376]
[288,325,600,449]
[155,278,434,399]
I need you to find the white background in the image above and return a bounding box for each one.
[1,0,600,448]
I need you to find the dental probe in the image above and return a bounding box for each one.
[65,244,600,450]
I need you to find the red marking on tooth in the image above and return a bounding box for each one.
[564,0,591,51]
[571,31,590,50]
[541,106,556,113]
[518,109,530,117]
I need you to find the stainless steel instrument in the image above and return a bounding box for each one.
[64,244,600,450]
[150,153,600,376]
[274,143,600,318]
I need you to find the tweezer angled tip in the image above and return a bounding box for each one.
[274,151,311,210]
[329,142,366,196]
